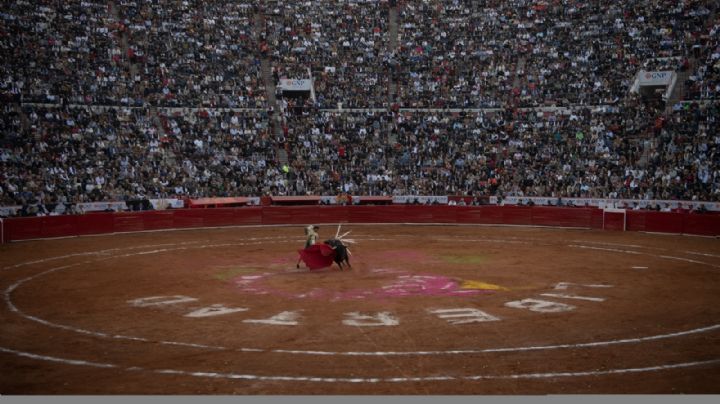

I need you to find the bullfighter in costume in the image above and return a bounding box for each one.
[297,225,320,268]
[296,224,354,270]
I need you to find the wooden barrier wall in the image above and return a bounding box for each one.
[2,206,719,242]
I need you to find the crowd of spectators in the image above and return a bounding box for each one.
[119,0,267,108]
[263,0,391,109]
[684,16,720,100]
[280,100,719,201]
[0,0,267,108]
[0,106,282,211]
[648,101,720,201]
[515,0,711,107]
[1,0,127,105]
[395,0,513,108]
[4,97,716,213]
[2,0,717,109]
[1,1,720,217]
[395,0,714,108]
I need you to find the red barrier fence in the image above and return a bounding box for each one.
[2,206,719,242]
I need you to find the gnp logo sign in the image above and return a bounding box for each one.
[639,70,673,86]
[278,79,312,91]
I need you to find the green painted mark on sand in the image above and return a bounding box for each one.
[440,255,488,265]
[213,267,261,281]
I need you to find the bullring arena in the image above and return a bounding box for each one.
[3,0,720,397]
[1,206,719,395]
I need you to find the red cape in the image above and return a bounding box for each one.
[298,243,336,270]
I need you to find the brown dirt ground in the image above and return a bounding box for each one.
[1,224,719,395]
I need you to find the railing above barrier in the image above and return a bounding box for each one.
[1,206,718,243]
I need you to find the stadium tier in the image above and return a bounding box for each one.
[1,0,719,217]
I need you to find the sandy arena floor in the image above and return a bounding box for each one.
[1,224,719,394]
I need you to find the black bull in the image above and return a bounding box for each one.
[324,239,351,270]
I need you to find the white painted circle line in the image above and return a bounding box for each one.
[275,323,720,356]
[0,236,308,277]
[145,358,720,382]
[567,245,720,268]
[1,345,718,383]
[0,241,207,271]
[4,238,720,357]
[0,346,117,368]
[685,251,720,258]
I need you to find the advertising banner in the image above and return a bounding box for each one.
[150,198,185,210]
[638,71,673,86]
[77,201,128,212]
[278,79,312,92]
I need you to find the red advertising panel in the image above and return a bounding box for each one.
[77,213,114,236]
[641,211,684,234]
[113,213,147,233]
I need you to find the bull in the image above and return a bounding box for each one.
[324,239,351,270]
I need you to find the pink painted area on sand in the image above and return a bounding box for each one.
[233,269,494,301]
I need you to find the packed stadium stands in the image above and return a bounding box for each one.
[1,0,719,217]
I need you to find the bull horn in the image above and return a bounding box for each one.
[335,224,342,239]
